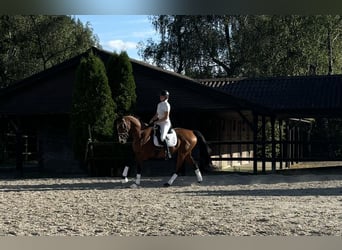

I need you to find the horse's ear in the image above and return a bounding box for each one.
[116,115,123,122]
[114,116,122,127]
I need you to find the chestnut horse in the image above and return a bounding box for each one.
[116,115,212,187]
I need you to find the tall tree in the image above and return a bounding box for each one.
[71,51,116,159]
[139,15,245,77]
[0,15,99,88]
[106,51,136,116]
[139,15,342,78]
[233,15,342,77]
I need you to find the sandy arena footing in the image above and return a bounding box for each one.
[0,173,341,236]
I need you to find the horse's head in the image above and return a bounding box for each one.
[116,117,131,144]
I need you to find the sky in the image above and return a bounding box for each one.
[74,15,158,60]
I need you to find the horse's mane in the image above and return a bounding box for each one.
[126,115,140,125]
[123,115,149,129]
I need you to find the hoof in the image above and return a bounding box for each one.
[163,183,171,187]
[130,183,140,189]
[121,177,129,184]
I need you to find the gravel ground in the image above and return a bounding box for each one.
[0,173,341,236]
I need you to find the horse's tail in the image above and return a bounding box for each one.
[193,130,213,171]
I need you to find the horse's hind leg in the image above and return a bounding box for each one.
[185,154,203,183]
[164,153,186,187]
[131,163,142,188]
[125,160,142,188]
[164,153,202,186]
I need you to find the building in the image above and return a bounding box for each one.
[0,47,265,175]
[2,47,341,176]
[199,75,342,171]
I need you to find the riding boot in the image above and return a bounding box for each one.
[163,140,172,160]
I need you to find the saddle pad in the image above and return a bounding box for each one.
[153,129,177,147]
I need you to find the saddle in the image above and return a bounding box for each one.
[153,125,177,147]
[140,125,177,147]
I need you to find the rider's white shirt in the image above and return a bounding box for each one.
[156,100,170,122]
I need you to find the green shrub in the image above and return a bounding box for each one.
[106,51,136,116]
[71,51,117,159]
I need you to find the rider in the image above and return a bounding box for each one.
[149,90,172,160]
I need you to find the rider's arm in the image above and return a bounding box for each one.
[149,113,158,124]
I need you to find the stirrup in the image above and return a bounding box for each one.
[163,141,171,160]
[164,147,171,160]
[165,149,172,160]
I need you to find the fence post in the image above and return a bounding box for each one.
[15,128,23,176]
[271,116,276,173]
[253,113,258,174]
[262,115,266,173]
[279,119,283,169]
[285,121,290,168]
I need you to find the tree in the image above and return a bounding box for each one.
[232,15,342,77]
[138,15,246,77]
[139,15,213,76]
[139,15,342,78]
[71,51,116,159]
[0,15,99,88]
[106,51,136,116]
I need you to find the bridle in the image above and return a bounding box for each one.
[117,118,130,143]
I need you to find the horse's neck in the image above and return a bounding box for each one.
[127,116,142,138]
[126,116,152,146]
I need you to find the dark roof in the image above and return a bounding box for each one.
[93,48,268,114]
[199,75,342,117]
[0,47,267,116]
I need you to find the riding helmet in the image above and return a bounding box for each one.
[160,90,170,96]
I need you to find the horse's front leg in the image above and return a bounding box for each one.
[121,165,129,183]
[121,149,135,183]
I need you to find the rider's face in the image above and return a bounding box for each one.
[160,95,167,101]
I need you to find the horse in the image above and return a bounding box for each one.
[116,115,212,187]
